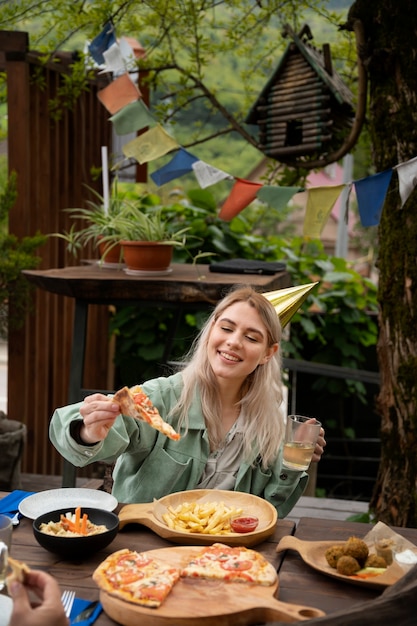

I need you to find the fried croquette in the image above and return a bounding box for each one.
[336,555,361,576]
[343,536,369,564]
[365,554,387,568]
[325,545,345,568]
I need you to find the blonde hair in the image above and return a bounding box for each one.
[172,286,284,468]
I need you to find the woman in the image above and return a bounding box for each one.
[50,286,326,517]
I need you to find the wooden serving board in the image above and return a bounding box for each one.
[118,489,277,547]
[276,536,406,589]
[99,545,325,626]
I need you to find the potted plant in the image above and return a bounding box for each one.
[52,183,132,264]
[102,193,191,272]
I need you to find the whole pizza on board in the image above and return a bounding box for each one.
[93,543,277,609]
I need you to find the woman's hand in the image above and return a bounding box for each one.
[311,426,326,463]
[79,393,120,443]
[9,570,68,626]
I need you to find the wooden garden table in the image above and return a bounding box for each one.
[5,485,417,625]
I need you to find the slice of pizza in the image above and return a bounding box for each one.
[93,548,180,608]
[113,385,180,441]
[6,556,31,592]
[180,542,277,586]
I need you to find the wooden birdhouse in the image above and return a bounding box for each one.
[245,24,355,163]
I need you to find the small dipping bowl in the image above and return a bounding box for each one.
[394,548,417,573]
[33,507,119,558]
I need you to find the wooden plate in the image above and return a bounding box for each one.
[99,545,325,626]
[118,489,277,546]
[276,536,406,589]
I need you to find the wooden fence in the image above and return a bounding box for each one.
[0,30,147,477]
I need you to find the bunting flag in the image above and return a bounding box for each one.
[110,99,157,135]
[355,169,393,227]
[97,73,141,114]
[218,178,263,221]
[88,21,117,66]
[150,148,199,186]
[122,124,179,164]
[120,36,146,60]
[395,156,417,207]
[263,282,318,328]
[191,160,232,188]
[99,42,126,75]
[303,185,345,238]
[256,185,303,211]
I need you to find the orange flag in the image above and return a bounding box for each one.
[219,178,262,221]
[97,73,141,114]
[303,185,345,238]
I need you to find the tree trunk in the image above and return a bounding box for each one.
[350,1,417,526]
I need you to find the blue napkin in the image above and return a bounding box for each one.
[0,490,35,520]
[70,598,103,626]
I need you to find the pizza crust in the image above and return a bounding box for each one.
[6,556,31,592]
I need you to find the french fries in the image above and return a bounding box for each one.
[162,501,243,534]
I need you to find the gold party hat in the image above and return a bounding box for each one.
[263,282,318,328]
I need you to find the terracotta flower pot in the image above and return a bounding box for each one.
[98,239,123,264]
[121,241,173,271]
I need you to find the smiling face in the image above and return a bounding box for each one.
[207,301,278,386]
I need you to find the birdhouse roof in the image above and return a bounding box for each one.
[245,26,353,125]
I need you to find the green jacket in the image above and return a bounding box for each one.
[49,372,308,518]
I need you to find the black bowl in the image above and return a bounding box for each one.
[33,507,119,558]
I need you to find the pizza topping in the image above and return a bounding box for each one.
[230,516,259,533]
[220,558,253,571]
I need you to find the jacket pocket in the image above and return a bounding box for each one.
[130,447,197,501]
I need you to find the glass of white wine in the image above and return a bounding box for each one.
[282,414,321,471]
[0,515,12,592]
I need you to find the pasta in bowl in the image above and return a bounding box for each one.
[33,507,119,558]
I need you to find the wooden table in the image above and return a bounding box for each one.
[23,264,290,487]
[5,487,417,625]
[4,493,295,626]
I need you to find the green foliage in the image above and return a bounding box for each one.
[0,172,46,338]
[279,237,378,404]
[0,1,354,176]
[108,188,379,398]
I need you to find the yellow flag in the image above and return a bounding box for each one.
[303,185,345,238]
[122,124,179,164]
[263,282,318,328]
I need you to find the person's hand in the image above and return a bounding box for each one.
[79,393,120,443]
[311,425,326,463]
[9,570,68,626]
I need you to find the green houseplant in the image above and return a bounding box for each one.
[99,192,191,272]
[53,183,133,263]
[54,187,190,271]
